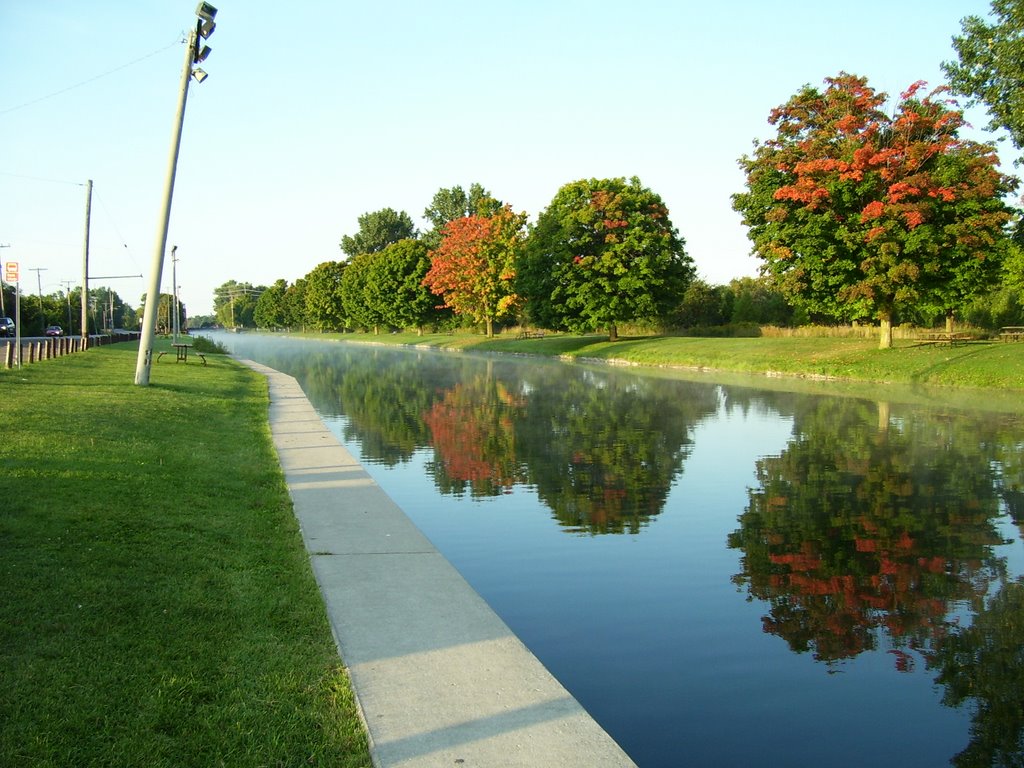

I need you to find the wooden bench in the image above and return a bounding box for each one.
[515,330,546,340]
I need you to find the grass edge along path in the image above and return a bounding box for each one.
[0,343,372,768]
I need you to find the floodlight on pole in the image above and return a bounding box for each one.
[196,2,217,22]
[134,4,217,386]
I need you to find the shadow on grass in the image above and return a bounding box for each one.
[906,343,998,383]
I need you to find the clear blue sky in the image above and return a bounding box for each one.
[0,0,1005,316]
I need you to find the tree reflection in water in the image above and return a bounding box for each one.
[929,579,1024,768]
[349,353,720,533]
[729,394,1024,764]
[511,366,719,533]
[245,340,720,533]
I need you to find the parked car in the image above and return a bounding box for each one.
[45,325,63,337]
[0,317,13,337]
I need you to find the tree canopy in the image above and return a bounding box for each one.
[303,261,347,331]
[944,0,1024,162]
[422,184,502,248]
[732,73,1017,348]
[365,238,442,332]
[518,177,694,340]
[253,279,289,329]
[339,208,417,258]
[213,280,262,329]
[422,205,527,337]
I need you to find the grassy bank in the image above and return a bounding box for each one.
[0,343,371,767]
[299,330,1024,391]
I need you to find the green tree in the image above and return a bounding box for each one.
[944,0,1024,162]
[422,205,527,337]
[339,252,386,333]
[671,279,729,328]
[137,292,181,335]
[519,177,694,341]
[213,281,262,328]
[283,278,308,329]
[253,279,289,329]
[422,183,501,248]
[728,276,793,326]
[339,208,417,258]
[733,73,1016,348]
[365,239,441,333]
[302,262,346,331]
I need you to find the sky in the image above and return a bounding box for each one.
[0,0,1008,317]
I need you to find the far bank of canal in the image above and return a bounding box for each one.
[214,332,1024,768]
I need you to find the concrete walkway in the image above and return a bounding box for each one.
[242,360,637,768]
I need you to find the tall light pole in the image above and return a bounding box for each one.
[171,245,180,342]
[135,3,217,386]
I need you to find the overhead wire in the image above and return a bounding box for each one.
[94,188,140,270]
[0,37,182,116]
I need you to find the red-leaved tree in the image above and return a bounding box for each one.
[422,205,527,337]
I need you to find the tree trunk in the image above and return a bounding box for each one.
[878,311,893,349]
[608,322,618,342]
[945,311,955,334]
[485,317,494,338]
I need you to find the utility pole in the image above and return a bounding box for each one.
[81,179,92,341]
[60,279,74,333]
[29,267,46,324]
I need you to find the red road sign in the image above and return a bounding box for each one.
[3,261,17,282]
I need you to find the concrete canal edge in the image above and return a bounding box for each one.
[240,359,638,768]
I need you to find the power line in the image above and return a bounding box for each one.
[94,189,138,267]
[0,37,182,116]
[0,171,84,186]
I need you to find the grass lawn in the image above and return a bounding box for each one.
[0,342,371,767]
[301,330,1024,392]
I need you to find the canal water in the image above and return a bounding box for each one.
[213,333,1024,768]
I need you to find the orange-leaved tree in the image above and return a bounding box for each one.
[422,204,527,337]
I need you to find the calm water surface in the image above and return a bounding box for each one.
[215,333,1024,768]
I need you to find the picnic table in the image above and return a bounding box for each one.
[916,331,973,346]
[1000,326,1024,342]
[157,342,206,364]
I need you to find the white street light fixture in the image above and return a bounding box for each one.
[134,3,218,386]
